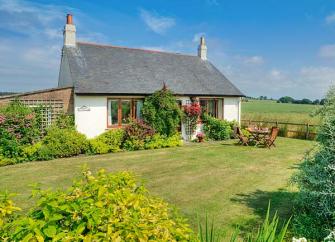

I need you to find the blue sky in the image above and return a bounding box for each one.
[1,0,335,99]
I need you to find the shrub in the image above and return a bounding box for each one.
[292,86,335,240]
[89,129,125,154]
[54,113,75,129]
[144,133,182,149]
[0,170,195,241]
[0,101,42,163]
[202,114,233,140]
[41,127,88,158]
[142,86,183,136]
[21,142,43,161]
[123,119,155,151]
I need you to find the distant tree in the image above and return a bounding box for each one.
[278,96,294,103]
[320,99,326,105]
[312,99,320,105]
[300,98,313,104]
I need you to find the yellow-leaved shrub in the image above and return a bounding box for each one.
[0,169,196,241]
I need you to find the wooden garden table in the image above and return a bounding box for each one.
[247,128,270,146]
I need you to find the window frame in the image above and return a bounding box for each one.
[107,98,143,128]
[199,98,224,119]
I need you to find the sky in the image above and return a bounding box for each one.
[1,0,335,99]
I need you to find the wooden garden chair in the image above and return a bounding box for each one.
[234,126,249,146]
[264,127,279,148]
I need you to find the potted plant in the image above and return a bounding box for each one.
[196,132,205,142]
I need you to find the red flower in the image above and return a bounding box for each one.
[182,102,201,117]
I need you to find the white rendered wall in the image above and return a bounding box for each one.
[74,95,107,138]
[224,97,241,124]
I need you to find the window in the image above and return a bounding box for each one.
[200,98,224,119]
[107,99,143,127]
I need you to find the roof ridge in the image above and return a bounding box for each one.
[76,41,197,57]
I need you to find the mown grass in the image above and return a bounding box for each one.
[0,138,313,239]
[242,100,321,125]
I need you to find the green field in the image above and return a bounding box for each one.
[0,138,313,239]
[242,100,321,125]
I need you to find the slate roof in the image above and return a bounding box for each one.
[62,42,244,97]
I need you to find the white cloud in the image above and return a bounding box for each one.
[319,44,335,58]
[140,9,175,34]
[326,13,335,24]
[0,0,108,92]
[236,55,264,65]
[270,69,282,79]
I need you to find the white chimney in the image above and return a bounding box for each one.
[63,14,76,47]
[198,36,207,60]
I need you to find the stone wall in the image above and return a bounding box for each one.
[0,87,74,114]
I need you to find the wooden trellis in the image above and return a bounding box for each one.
[13,100,64,130]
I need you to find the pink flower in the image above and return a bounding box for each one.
[0,115,5,124]
[25,113,35,120]
[196,132,205,138]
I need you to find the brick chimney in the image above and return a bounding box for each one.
[198,36,207,60]
[63,14,76,47]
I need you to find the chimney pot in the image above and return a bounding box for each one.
[66,14,73,25]
[198,36,207,60]
[64,14,76,47]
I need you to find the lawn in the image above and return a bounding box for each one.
[0,138,314,238]
[242,100,320,125]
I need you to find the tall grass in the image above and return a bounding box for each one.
[198,203,291,242]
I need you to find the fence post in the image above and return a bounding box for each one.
[275,121,278,127]
[306,123,310,140]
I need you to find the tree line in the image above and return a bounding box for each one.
[277,96,325,105]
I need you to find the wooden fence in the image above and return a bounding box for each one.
[241,119,320,140]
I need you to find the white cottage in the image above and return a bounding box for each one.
[58,14,244,140]
[0,14,244,140]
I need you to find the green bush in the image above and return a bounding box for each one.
[41,127,88,158]
[142,86,183,136]
[89,129,124,154]
[292,86,335,240]
[0,170,195,241]
[144,133,182,149]
[0,100,42,163]
[21,142,43,161]
[54,113,75,129]
[122,119,155,151]
[202,114,233,140]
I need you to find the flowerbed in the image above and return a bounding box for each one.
[0,102,182,167]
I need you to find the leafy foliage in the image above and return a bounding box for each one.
[41,127,88,158]
[0,100,42,163]
[142,87,183,136]
[0,170,196,241]
[144,133,182,149]
[89,129,125,154]
[292,86,335,240]
[198,203,290,242]
[122,119,156,151]
[202,114,233,140]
